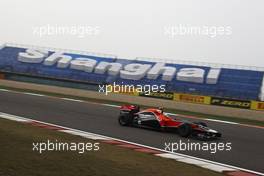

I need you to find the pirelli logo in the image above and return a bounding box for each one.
[179,94,205,103]
[211,97,251,109]
[139,92,174,100]
[174,94,211,104]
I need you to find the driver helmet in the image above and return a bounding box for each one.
[158,107,164,113]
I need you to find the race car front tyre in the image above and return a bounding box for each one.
[118,115,132,126]
[178,123,192,137]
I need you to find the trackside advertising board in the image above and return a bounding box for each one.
[174,93,211,104]
[139,92,210,104]
[139,92,174,100]
[211,97,251,109]
[251,101,264,110]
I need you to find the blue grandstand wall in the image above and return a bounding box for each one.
[0,43,263,101]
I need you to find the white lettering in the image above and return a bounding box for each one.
[17,48,221,84]
[120,63,152,80]
[206,68,221,84]
[94,62,122,76]
[18,49,48,63]
[70,58,97,72]
[177,68,205,83]
[44,52,70,66]
[147,63,176,81]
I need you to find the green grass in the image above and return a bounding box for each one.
[1,85,264,127]
[0,118,225,176]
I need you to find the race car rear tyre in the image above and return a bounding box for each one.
[118,115,132,126]
[178,124,192,137]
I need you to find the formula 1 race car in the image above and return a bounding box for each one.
[118,105,221,140]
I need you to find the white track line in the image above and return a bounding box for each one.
[0,113,29,122]
[0,112,263,176]
[101,104,121,108]
[155,153,185,160]
[23,92,45,97]
[60,130,110,140]
[60,98,84,102]
[177,158,213,166]
[0,89,10,92]
[205,119,239,125]
[201,164,237,173]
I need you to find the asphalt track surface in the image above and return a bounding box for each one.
[0,91,264,173]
